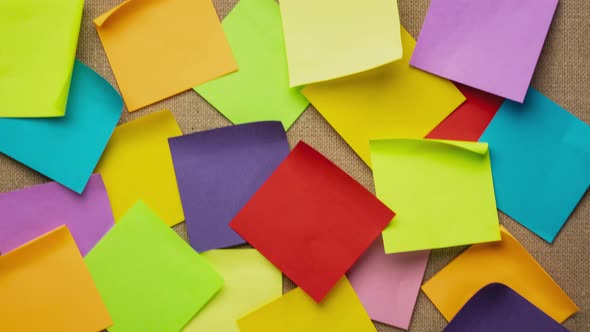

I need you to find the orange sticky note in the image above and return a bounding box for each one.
[94,0,237,111]
[422,226,578,323]
[0,226,112,331]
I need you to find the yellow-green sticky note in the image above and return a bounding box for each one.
[237,277,376,332]
[183,249,282,332]
[85,201,223,332]
[0,0,83,117]
[370,139,500,253]
[195,0,309,130]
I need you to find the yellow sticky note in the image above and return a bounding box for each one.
[95,110,184,226]
[0,0,83,117]
[237,277,376,332]
[370,139,500,253]
[183,249,282,332]
[302,27,465,166]
[422,226,579,323]
[280,0,402,86]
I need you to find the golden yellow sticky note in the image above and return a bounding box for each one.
[95,110,184,226]
[302,27,465,167]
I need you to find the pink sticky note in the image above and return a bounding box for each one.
[347,239,430,329]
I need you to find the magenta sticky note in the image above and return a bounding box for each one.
[346,239,430,330]
[410,0,558,102]
[0,174,114,256]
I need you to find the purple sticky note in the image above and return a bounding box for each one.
[168,121,290,252]
[410,0,558,102]
[347,239,429,330]
[444,283,569,332]
[0,174,114,256]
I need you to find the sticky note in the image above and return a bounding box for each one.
[94,0,237,111]
[0,0,83,117]
[96,110,184,226]
[480,88,590,242]
[410,0,558,102]
[422,226,578,323]
[0,174,113,256]
[0,61,122,193]
[370,139,500,253]
[230,142,394,302]
[444,284,569,332]
[194,0,309,130]
[183,249,282,332]
[346,239,429,329]
[168,122,290,252]
[302,27,465,166]
[238,277,377,332]
[85,201,223,332]
[0,226,111,332]
[280,0,402,86]
[427,84,504,141]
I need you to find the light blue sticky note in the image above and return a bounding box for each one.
[0,60,123,194]
[480,88,590,242]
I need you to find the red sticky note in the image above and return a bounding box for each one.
[230,142,395,302]
[427,84,504,141]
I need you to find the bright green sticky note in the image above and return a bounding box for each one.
[0,0,83,117]
[194,0,309,130]
[85,201,223,332]
[370,139,501,253]
[183,249,282,332]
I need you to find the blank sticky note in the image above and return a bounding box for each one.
[85,201,223,332]
[0,226,112,332]
[0,60,123,193]
[168,122,290,252]
[230,142,394,302]
[370,139,500,253]
[280,0,402,86]
[302,27,465,167]
[0,0,83,117]
[184,249,282,332]
[238,277,377,332]
[96,110,184,226]
[422,226,578,323]
[94,0,237,111]
[480,88,590,242]
[0,174,113,256]
[195,0,309,129]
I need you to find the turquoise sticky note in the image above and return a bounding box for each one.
[480,88,590,242]
[0,61,123,193]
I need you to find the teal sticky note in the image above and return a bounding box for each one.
[0,60,122,193]
[480,88,590,242]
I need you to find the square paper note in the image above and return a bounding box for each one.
[480,88,590,242]
[230,142,394,302]
[94,0,237,111]
[410,0,559,102]
[85,201,223,332]
[370,139,500,253]
[168,122,290,252]
[195,0,309,130]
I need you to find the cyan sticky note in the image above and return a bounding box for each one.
[480,88,590,242]
[0,60,123,193]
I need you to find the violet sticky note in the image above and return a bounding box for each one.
[0,174,114,256]
[168,122,290,252]
[410,0,558,102]
[347,239,429,330]
[444,283,569,332]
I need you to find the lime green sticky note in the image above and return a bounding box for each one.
[194,0,309,130]
[0,0,83,117]
[85,201,223,332]
[183,249,282,332]
[370,139,501,253]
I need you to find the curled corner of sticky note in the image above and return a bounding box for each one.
[370,138,489,156]
[94,0,136,27]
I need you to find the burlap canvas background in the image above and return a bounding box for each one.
[0,0,587,330]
